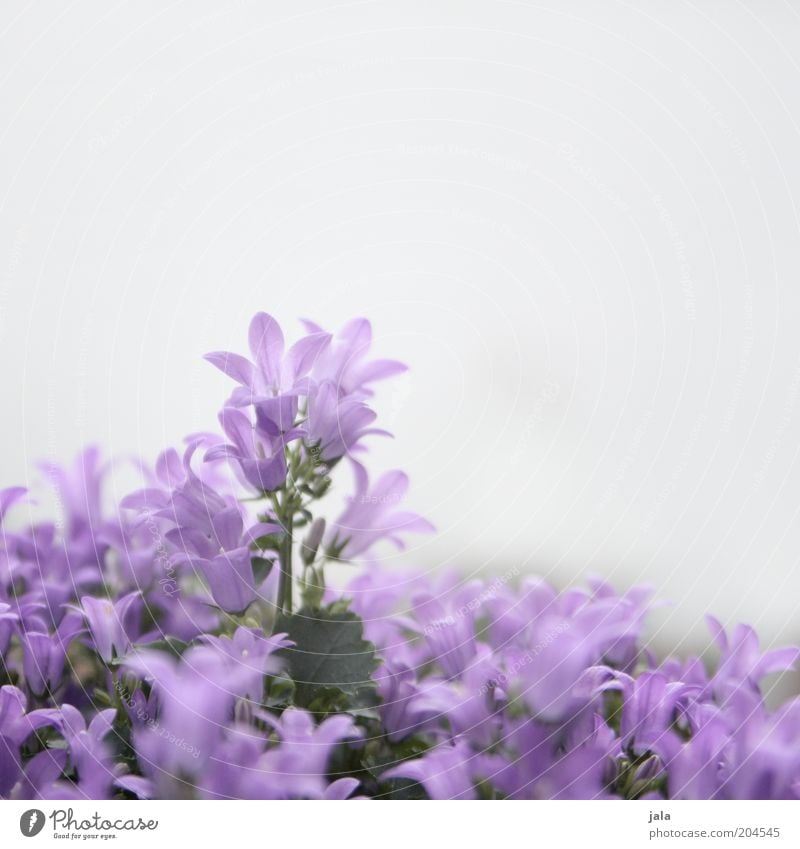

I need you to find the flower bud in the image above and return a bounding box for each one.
[301,517,326,566]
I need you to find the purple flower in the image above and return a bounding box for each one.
[612,670,699,758]
[12,748,69,800]
[411,651,504,747]
[385,739,487,799]
[205,407,297,494]
[94,518,160,593]
[301,317,407,399]
[0,602,18,656]
[327,463,434,559]
[24,705,117,799]
[20,613,84,698]
[150,595,220,644]
[719,699,800,799]
[255,708,362,799]
[495,714,619,800]
[199,627,291,700]
[1,691,116,800]
[199,548,260,614]
[322,777,363,799]
[169,507,279,614]
[413,589,481,679]
[20,633,69,699]
[179,726,268,800]
[204,312,330,428]
[500,584,650,722]
[77,591,141,663]
[0,486,26,524]
[0,686,34,747]
[123,644,261,787]
[38,446,106,542]
[707,616,800,702]
[532,743,616,800]
[121,436,232,516]
[125,443,279,613]
[304,380,388,462]
[0,741,21,798]
[667,710,729,800]
[123,442,235,527]
[376,662,438,742]
[0,687,29,797]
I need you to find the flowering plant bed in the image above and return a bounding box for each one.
[1,313,798,800]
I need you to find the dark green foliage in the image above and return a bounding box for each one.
[276,605,380,712]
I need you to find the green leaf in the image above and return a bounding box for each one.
[250,532,283,552]
[301,684,380,719]
[275,606,380,712]
[251,556,274,584]
[263,673,296,708]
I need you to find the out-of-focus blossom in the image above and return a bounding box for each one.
[122,645,255,793]
[38,446,106,542]
[24,705,117,799]
[254,708,361,799]
[76,591,142,663]
[20,613,84,698]
[123,443,278,613]
[199,627,291,700]
[0,486,27,524]
[0,602,17,655]
[376,661,438,742]
[301,317,407,399]
[327,463,434,559]
[305,380,388,462]
[706,616,800,702]
[385,739,487,800]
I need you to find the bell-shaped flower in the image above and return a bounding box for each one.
[204,311,330,429]
[20,612,84,698]
[707,616,800,702]
[254,708,361,799]
[301,316,406,399]
[327,462,434,560]
[612,670,700,758]
[199,627,291,700]
[385,739,489,800]
[122,644,263,788]
[24,704,117,799]
[75,591,142,663]
[305,380,389,462]
[205,407,299,494]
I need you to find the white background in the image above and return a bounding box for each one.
[1,1,800,681]
[0,799,797,847]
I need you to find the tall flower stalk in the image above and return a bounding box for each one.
[195,313,424,622]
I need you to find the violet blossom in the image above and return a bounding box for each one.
[327,463,434,559]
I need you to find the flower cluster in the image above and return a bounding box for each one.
[1,312,799,800]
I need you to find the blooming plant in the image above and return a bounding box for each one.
[1,312,799,800]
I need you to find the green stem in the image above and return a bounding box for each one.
[110,669,128,721]
[277,496,294,614]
